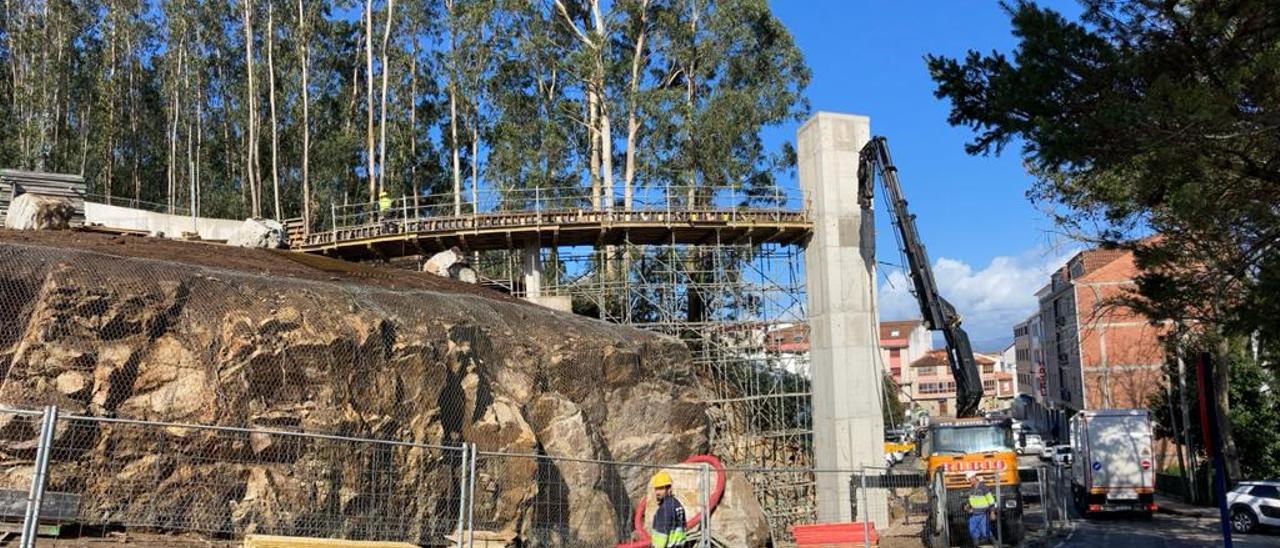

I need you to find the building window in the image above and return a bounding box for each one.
[890,329,900,337]
[889,348,901,368]
[890,366,901,379]
[918,366,936,377]
[919,381,956,394]
[983,380,996,393]
[939,400,948,415]
[983,363,995,374]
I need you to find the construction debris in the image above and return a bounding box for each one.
[4,193,75,230]
[227,217,287,248]
[0,169,85,227]
[423,246,477,283]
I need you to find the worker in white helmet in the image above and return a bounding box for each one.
[963,470,996,544]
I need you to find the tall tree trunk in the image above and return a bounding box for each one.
[446,0,461,215]
[1212,334,1240,480]
[104,16,116,203]
[242,0,260,216]
[470,121,479,208]
[377,0,395,195]
[266,1,280,220]
[297,0,311,231]
[623,0,649,212]
[78,102,89,176]
[589,0,613,211]
[684,0,699,200]
[409,23,418,215]
[588,89,601,210]
[364,0,376,203]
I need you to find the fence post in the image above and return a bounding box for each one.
[467,443,477,548]
[697,464,711,548]
[860,470,870,548]
[1040,467,1051,534]
[330,203,337,244]
[994,472,1003,548]
[20,405,57,548]
[455,444,469,548]
[1059,466,1070,529]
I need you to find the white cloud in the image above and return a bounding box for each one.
[877,246,1076,349]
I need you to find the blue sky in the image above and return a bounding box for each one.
[765,0,1085,349]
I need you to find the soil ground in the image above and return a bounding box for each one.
[0,228,520,301]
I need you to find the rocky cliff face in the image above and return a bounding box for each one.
[0,233,767,545]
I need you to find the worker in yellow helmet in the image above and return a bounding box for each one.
[649,471,687,548]
[378,190,393,220]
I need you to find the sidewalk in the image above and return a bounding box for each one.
[1155,494,1218,519]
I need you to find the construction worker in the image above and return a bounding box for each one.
[649,471,687,548]
[377,190,393,221]
[962,470,996,545]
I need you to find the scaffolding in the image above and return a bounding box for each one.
[495,233,816,538]
[312,183,821,539]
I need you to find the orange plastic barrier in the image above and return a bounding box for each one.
[791,522,879,546]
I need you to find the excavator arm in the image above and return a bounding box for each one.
[857,136,984,418]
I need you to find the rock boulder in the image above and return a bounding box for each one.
[0,238,769,545]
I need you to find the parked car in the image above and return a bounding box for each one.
[1050,445,1073,467]
[1019,433,1045,456]
[1227,480,1280,534]
[1040,442,1056,460]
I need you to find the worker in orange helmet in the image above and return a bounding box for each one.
[649,471,688,547]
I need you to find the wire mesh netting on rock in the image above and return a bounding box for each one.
[0,232,729,544]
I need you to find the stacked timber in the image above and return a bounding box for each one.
[0,169,86,227]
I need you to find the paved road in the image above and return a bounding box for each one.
[1052,513,1280,547]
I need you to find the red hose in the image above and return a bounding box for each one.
[616,454,726,548]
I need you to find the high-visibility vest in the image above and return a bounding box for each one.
[378,195,392,211]
[651,496,687,548]
[968,488,995,511]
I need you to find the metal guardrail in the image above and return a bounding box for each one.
[284,185,811,249]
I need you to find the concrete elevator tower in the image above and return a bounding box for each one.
[797,112,888,524]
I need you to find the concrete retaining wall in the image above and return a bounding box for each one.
[84,202,243,242]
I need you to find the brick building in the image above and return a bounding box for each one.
[1031,248,1168,445]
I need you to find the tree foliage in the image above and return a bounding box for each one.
[1149,337,1280,479]
[927,0,1280,479]
[0,0,808,225]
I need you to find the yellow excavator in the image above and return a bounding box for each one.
[859,137,1023,546]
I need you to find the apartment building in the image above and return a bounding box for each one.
[1034,248,1168,442]
[1012,312,1051,432]
[766,319,933,404]
[879,319,932,381]
[907,349,1015,417]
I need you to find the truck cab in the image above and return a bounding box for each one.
[921,417,1023,546]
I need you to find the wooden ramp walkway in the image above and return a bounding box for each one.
[286,208,812,261]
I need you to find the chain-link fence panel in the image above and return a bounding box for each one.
[35,412,467,544]
[0,408,47,546]
[468,451,732,548]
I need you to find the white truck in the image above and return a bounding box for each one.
[1068,409,1157,517]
